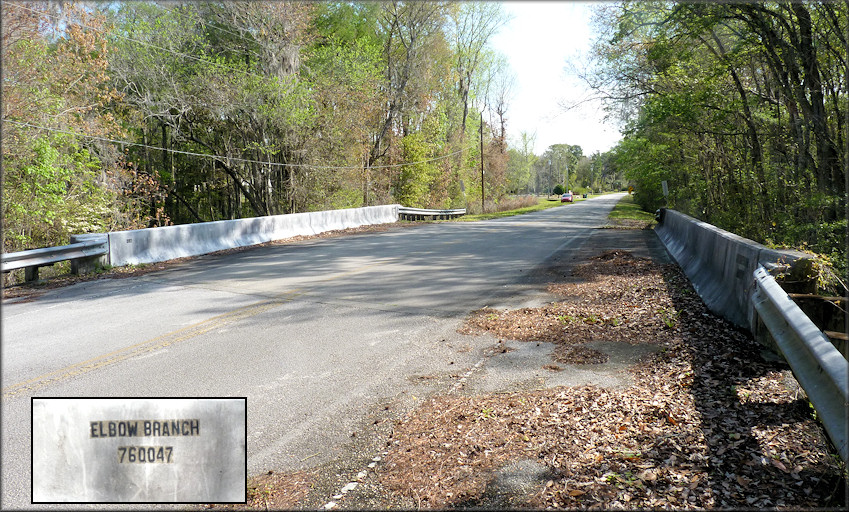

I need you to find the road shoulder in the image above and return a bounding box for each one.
[205,226,845,510]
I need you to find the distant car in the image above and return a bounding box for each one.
[561,192,573,203]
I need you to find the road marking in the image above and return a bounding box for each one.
[3,261,390,399]
[1,289,304,399]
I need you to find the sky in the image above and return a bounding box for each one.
[489,1,621,156]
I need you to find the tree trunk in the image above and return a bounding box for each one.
[792,3,840,196]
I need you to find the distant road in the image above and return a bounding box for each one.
[1,193,626,508]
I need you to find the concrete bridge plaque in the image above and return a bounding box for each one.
[32,398,246,503]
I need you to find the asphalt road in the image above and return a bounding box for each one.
[1,192,627,509]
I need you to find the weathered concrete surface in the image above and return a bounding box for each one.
[32,398,245,503]
[655,209,810,331]
[107,205,399,267]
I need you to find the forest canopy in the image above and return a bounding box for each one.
[2,1,522,252]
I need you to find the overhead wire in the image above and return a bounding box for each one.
[4,120,479,171]
[5,3,481,172]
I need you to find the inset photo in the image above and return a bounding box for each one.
[31,397,246,504]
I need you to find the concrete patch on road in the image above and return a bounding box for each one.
[469,458,555,509]
[461,338,662,395]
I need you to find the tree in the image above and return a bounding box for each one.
[448,2,509,133]
[506,131,537,194]
[302,4,384,210]
[108,2,317,219]
[586,0,847,281]
[2,2,157,255]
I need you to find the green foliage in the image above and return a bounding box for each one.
[4,0,516,256]
[4,135,112,250]
[589,1,847,287]
[397,132,438,208]
[2,3,159,254]
[608,194,656,222]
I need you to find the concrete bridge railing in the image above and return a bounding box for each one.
[106,204,400,267]
[654,208,813,332]
[655,208,847,463]
[2,204,401,277]
[3,203,472,280]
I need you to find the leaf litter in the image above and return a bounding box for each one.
[378,250,847,509]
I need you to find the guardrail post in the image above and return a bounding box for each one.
[24,267,39,282]
[69,234,109,275]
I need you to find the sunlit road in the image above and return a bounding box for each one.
[1,193,626,508]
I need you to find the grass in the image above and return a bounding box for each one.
[607,193,656,222]
[457,195,586,222]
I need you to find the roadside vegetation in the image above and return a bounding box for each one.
[606,193,656,230]
[458,194,583,222]
[585,2,847,287]
[2,1,622,286]
[3,2,515,250]
[3,1,844,288]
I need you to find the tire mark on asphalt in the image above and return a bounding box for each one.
[2,289,305,399]
[3,261,393,399]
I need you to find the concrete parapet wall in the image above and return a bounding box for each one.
[655,209,810,332]
[107,205,399,267]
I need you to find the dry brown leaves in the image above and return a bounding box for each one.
[202,469,317,510]
[379,250,846,509]
[459,250,679,363]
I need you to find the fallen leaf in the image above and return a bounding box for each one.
[770,459,788,472]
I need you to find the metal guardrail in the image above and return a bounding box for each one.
[398,206,466,221]
[752,265,848,463]
[1,237,108,282]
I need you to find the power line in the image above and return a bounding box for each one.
[6,2,271,83]
[5,119,477,171]
[4,3,481,171]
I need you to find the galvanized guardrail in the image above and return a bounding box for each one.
[2,236,108,282]
[398,207,466,221]
[752,265,848,463]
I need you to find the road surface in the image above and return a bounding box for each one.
[2,193,627,508]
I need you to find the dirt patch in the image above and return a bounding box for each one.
[553,344,609,364]
[378,250,846,509]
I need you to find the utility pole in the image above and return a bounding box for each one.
[480,111,484,213]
